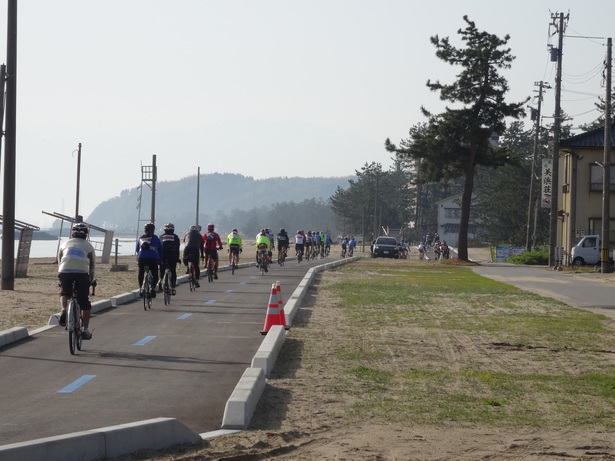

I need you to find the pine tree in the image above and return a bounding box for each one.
[386,16,527,260]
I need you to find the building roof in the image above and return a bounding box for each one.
[560,123,615,149]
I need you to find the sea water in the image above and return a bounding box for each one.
[12,238,138,258]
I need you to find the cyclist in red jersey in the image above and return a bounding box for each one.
[202,223,223,279]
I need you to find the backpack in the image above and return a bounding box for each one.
[206,232,215,242]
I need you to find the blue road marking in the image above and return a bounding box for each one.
[177,314,192,320]
[57,375,96,394]
[239,282,246,286]
[250,276,257,279]
[224,290,233,293]
[204,300,216,305]
[133,336,157,346]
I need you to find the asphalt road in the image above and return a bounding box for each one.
[0,258,324,446]
[472,263,615,319]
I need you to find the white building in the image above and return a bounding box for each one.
[435,193,478,247]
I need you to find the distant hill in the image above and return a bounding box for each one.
[85,173,353,234]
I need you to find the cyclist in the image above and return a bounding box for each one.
[305,231,313,260]
[57,223,96,340]
[136,223,163,256]
[348,236,357,256]
[183,225,204,288]
[324,233,332,255]
[340,236,348,257]
[255,229,271,263]
[227,228,243,265]
[294,230,305,258]
[136,223,162,298]
[202,223,223,279]
[276,228,289,262]
[137,239,160,298]
[266,228,275,253]
[159,223,181,295]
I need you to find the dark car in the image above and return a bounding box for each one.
[371,236,399,259]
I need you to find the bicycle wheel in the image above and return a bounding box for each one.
[143,275,151,310]
[163,271,171,306]
[68,299,79,355]
[231,257,236,275]
[189,264,196,291]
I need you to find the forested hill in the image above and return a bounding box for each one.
[86,173,353,234]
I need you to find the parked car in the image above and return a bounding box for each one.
[371,236,399,259]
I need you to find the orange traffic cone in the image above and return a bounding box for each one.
[261,283,281,335]
[276,280,289,330]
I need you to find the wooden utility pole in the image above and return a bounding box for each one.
[526,81,549,251]
[548,11,568,267]
[601,37,612,273]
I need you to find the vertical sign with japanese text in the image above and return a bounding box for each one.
[541,158,552,209]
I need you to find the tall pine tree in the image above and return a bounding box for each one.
[386,16,527,260]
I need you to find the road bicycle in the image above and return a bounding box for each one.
[66,281,83,355]
[206,255,216,283]
[142,265,153,311]
[341,247,346,258]
[162,267,172,306]
[230,248,240,275]
[188,261,198,291]
[297,247,303,263]
[277,247,287,266]
[325,244,331,257]
[256,244,269,275]
[348,246,354,257]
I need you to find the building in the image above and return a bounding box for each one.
[559,123,615,264]
[436,193,478,247]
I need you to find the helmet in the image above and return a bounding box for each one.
[232,228,238,233]
[297,230,301,234]
[144,223,155,233]
[164,223,175,232]
[280,228,285,233]
[207,223,214,231]
[71,222,88,238]
[189,225,198,232]
[265,228,270,232]
[260,229,266,235]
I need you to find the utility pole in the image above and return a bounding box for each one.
[150,154,157,225]
[548,11,568,267]
[601,37,612,273]
[74,143,82,221]
[526,81,549,251]
[2,0,17,291]
[195,167,200,228]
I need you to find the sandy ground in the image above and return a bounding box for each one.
[3,247,615,460]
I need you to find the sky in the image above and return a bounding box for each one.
[0,0,613,228]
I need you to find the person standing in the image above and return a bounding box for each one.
[58,223,96,339]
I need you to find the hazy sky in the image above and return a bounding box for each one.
[0,1,612,227]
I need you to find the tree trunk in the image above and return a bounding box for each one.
[457,151,476,261]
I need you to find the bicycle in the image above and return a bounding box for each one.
[257,244,269,275]
[206,255,216,283]
[162,267,172,306]
[297,247,303,263]
[230,245,240,275]
[188,261,198,291]
[66,281,83,355]
[348,246,354,257]
[278,247,287,266]
[141,265,154,311]
[341,247,346,258]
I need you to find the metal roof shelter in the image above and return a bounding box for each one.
[41,211,114,264]
[0,216,39,277]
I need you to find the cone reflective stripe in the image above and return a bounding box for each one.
[261,283,281,335]
[276,280,289,330]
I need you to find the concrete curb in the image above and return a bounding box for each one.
[220,256,360,429]
[0,417,202,461]
[0,327,28,348]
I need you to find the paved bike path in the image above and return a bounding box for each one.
[0,258,324,446]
